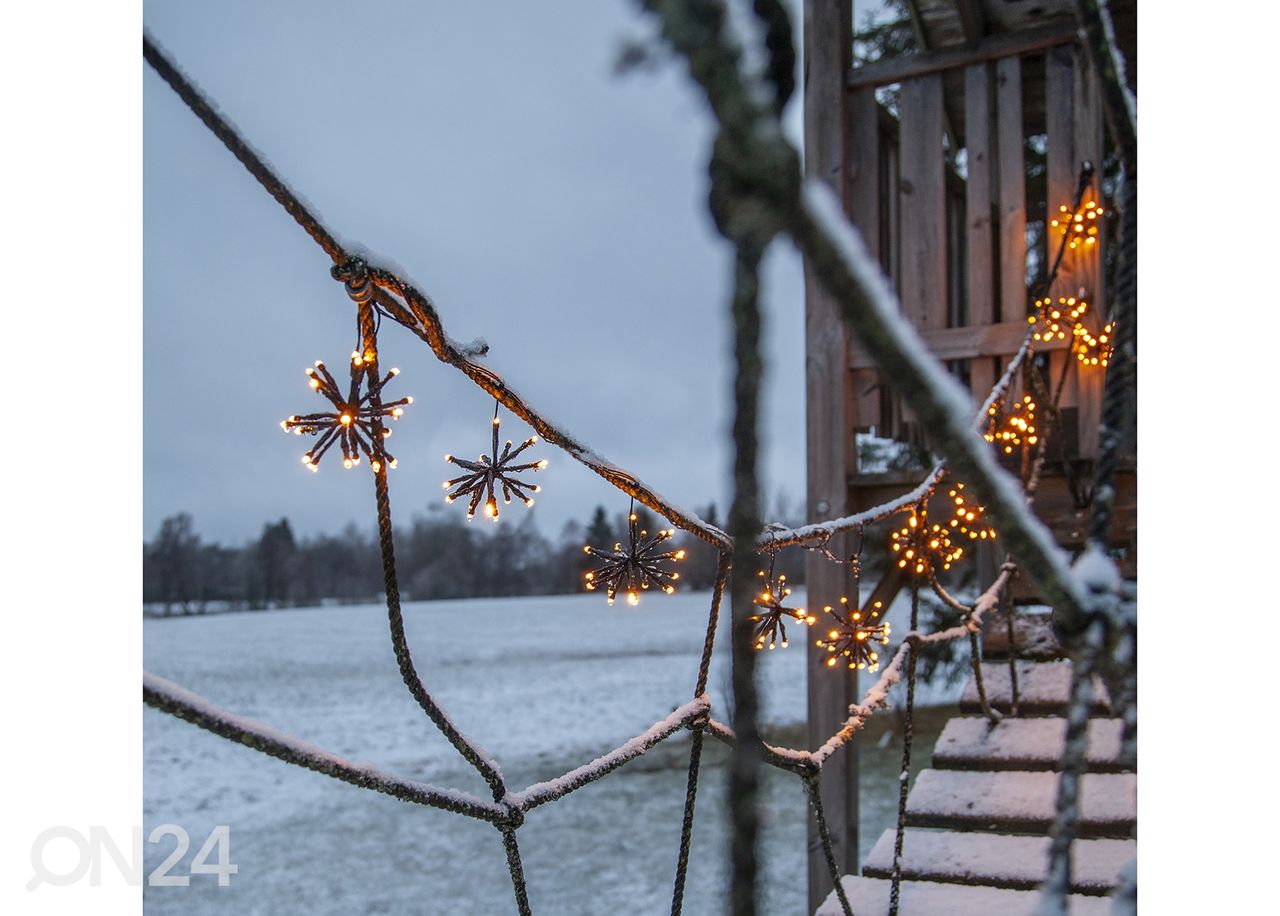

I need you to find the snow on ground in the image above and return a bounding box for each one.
[144,588,957,914]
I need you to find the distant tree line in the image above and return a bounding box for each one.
[143,500,807,616]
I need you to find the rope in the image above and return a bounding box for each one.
[351,284,507,801]
[885,585,916,916]
[725,238,769,916]
[670,552,730,915]
[806,773,854,916]
[142,35,347,264]
[501,827,534,916]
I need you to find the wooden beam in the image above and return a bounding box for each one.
[954,0,986,45]
[996,56,1025,326]
[803,1,858,910]
[898,74,947,331]
[847,21,1077,89]
[850,320,1066,369]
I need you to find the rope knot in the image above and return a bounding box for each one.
[332,257,374,304]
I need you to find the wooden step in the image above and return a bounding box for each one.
[904,769,1136,838]
[816,875,1112,916]
[980,610,1066,660]
[933,717,1126,772]
[960,660,1111,716]
[862,827,1135,895]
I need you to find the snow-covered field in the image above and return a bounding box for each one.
[144,589,955,914]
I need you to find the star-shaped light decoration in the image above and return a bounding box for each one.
[750,556,815,650]
[582,504,684,605]
[281,351,411,473]
[890,502,963,576]
[945,483,996,543]
[1028,294,1089,343]
[1072,319,1115,367]
[984,395,1039,455]
[443,403,548,521]
[815,597,891,672]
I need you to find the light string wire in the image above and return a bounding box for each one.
[142,1,1133,909]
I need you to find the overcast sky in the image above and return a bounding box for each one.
[143,0,816,546]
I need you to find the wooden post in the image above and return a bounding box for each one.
[964,62,997,401]
[803,1,856,911]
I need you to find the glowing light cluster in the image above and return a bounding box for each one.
[984,395,1039,455]
[281,352,411,473]
[1028,295,1088,343]
[891,504,962,575]
[1073,320,1115,367]
[815,597,890,672]
[443,408,548,521]
[945,483,996,542]
[583,511,684,606]
[750,560,814,650]
[1050,198,1103,251]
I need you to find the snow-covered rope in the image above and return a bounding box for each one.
[142,673,506,823]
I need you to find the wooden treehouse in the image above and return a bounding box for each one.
[802,1,1137,912]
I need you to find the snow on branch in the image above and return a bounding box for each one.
[142,672,506,824]
[509,696,712,812]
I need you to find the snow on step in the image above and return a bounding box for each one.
[862,828,1135,894]
[933,717,1125,772]
[816,875,1112,916]
[905,769,1135,838]
[960,660,1111,716]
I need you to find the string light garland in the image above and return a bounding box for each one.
[815,597,890,672]
[281,351,411,473]
[1028,294,1089,343]
[1072,319,1116,367]
[1050,197,1103,251]
[984,395,1039,455]
[750,554,815,650]
[890,502,962,575]
[443,402,548,521]
[583,501,684,605]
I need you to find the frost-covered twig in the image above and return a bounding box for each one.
[142,672,505,823]
[510,696,711,812]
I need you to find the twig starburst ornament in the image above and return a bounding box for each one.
[443,402,548,521]
[984,395,1039,455]
[750,554,815,650]
[890,502,962,576]
[583,500,685,605]
[1028,294,1089,343]
[815,597,891,672]
[946,483,997,542]
[281,351,411,473]
[1073,319,1115,367]
[1050,197,1104,251]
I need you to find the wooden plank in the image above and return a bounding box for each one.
[863,828,1135,894]
[960,660,1112,717]
[898,74,947,330]
[1045,45,1081,422]
[818,875,1113,916]
[996,56,1025,325]
[802,2,857,909]
[932,717,1126,773]
[849,319,1065,368]
[845,21,1077,89]
[904,769,1137,838]
[964,62,995,340]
